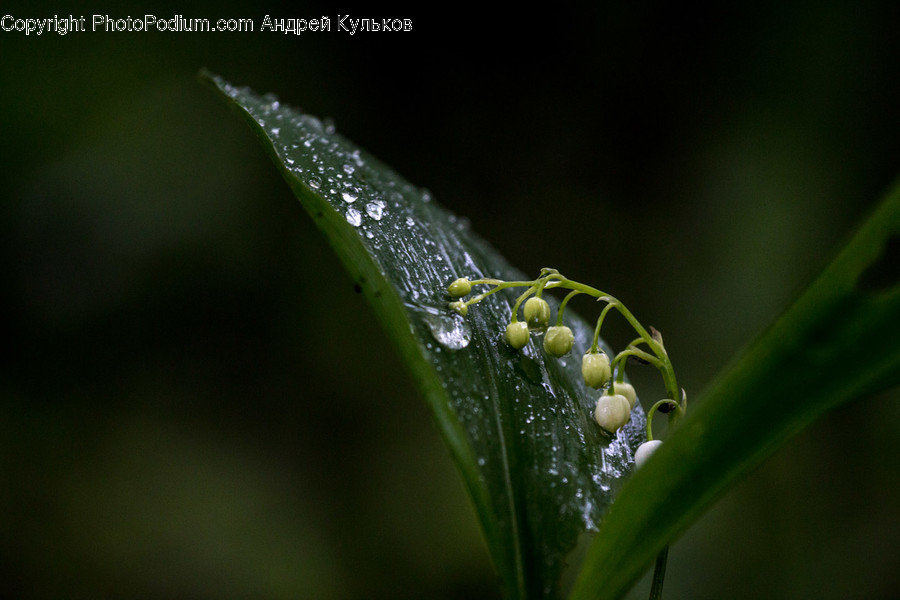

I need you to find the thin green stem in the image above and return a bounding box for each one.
[535,273,567,298]
[626,336,651,350]
[464,280,540,306]
[557,290,582,326]
[612,362,625,384]
[590,301,616,353]
[649,546,669,600]
[645,398,683,441]
[613,348,663,370]
[542,277,609,298]
[509,287,537,322]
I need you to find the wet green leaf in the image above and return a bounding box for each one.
[202,72,646,600]
[569,179,900,600]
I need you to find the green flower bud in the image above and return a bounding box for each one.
[612,381,637,409]
[523,297,551,330]
[635,440,662,468]
[505,321,530,349]
[581,352,611,389]
[543,325,574,357]
[447,277,471,298]
[594,394,631,433]
[449,301,468,316]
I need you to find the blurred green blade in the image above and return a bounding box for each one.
[203,73,648,600]
[570,179,900,600]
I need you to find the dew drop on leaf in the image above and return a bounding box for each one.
[423,311,471,350]
[366,201,384,221]
[345,208,362,227]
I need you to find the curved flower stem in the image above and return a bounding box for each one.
[465,275,680,402]
[463,280,540,306]
[645,399,684,441]
[557,290,582,326]
[590,301,617,353]
[509,287,537,322]
[544,278,680,394]
[614,348,663,369]
[468,274,681,406]
[626,336,651,350]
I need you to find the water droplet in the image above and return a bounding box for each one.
[365,202,384,221]
[405,217,415,227]
[423,311,470,350]
[342,189,358,203]
[342,163,355,175]
[324,118,336,134]
[308,176,322,190]
[271,127,280,136]
[345,208,362,227]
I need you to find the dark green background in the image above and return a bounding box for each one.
[2,2,898,598]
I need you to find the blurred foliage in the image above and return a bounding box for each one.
[2,1,898,599]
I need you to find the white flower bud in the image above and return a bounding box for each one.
[447,277,471,298]
[635,440,663,468]
[582,352,611,389]
[523,297,551,331]
[505,321,530,349]
[594,394,631,433]
[543,325,574,357]
[612,382,637,409]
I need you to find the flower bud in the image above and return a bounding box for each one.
[449,301,468,316]
[635,440,663,468]
[611,382,637,409]
[505,321,530,349]
[523,297,551,330]
[594,394,631,433]
[543,325,574,357]
[581,352,611,389]
[447,277,471,298]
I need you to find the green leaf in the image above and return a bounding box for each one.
[202,72,648,599]
[569,181,900,600]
